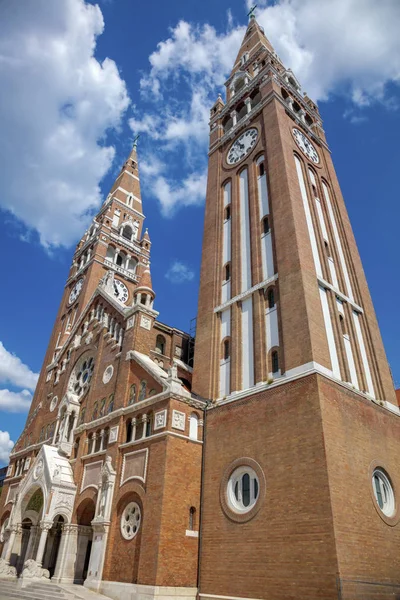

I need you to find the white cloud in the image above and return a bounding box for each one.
[165,261,195,284]
[0,389,33,414]
[132,1,399,216]
[0,0,130,249]
[152,170,208,217]
[252,0,400,105]
[0,431,14,465]
[0,342,39,391]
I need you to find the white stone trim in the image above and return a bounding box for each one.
[119,430,203,449]
[214,360,394,414]
[5,483,19,505]
[172,410,186,431]
[81,460,103,493]
[317,276,363,313]
[200,594,264,600]
[185,530,199,537]
[120,447,149,486]
[123,169,140,182]
[154,409,167,430]
[214,274,278,313]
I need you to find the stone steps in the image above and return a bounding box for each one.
[0,581,75,600]
[0,580,112,600]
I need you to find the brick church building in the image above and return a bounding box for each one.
[1,14,400,600]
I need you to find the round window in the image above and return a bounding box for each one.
[121,502,141,540]
[227,466,259,514]
[372,469,395,517]
[68,354,95,400]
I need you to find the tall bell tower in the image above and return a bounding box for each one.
[194,14,400,600]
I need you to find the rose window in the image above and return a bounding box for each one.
[121,502,141,540]
[69,355,95,400]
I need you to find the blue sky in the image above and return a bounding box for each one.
[0,0,399,464]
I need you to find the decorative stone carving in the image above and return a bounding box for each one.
[154,410,167,431]
[85,331,94,345]
[50,395,58,412]
[127,316,135,330]
[33,458,44,481]
[21,559,50,581]
[108,425,119,444]
[102,365,114,384]
[140,315,151,330]
[172,410,186,432]
[0,558,17,578]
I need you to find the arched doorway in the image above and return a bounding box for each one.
[11,486,44,573]
[75,498,95,584]
[42,515,64,578]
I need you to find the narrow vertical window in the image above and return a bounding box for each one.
[272,351,279,373]
[259,162,265,177]
[262,216,270,234]
[189,507,196,530]
[267,288,275,309]
[224,205,231,221]
[223,339,230,360]
[224,263,231,281]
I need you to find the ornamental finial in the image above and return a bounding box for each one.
[247,4,257,20]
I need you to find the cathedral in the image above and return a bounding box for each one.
[1,14,400,600]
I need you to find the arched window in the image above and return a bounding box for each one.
[138,380,147,402]
[122,225,133,240]
[78,408,86,426]
[106,245,115,262]
[339,314,347,336]
[92,401,98,421]
[224,205,231,221]
[222,116,233,133]
[258,162,265,177]
[267,288,275,309]
[262,216,270,234]
[272,351,279,373]
[189,413,199,440]
[99,398,106,418]
[156,335,166,355]
[128,384,136,405]
[189,506,196,530]
[223,339,230,361]
[140,294,147,305]
[107,394,114,414]
[116,253,123,267]
[237,102,247,121]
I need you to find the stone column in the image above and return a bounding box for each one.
[118,328,123,347]
[35,522,52,567]
[99,430,105,452]
[230,110,237,127]
[52,524,79,584]
[131,418,137,442]
[245,97,252,114]
[3,525,18,564]
[24,526,38,561]
[91,433,97,455]
[142,415,148,439]
[113,249,119,264]
[84,522,110,593]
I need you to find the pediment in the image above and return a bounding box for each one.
[13,444,77,525]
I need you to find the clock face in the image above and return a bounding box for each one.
[227,128,258,165]
[113,279,128,304]
[68,278,83,305]
[292,128,319,164]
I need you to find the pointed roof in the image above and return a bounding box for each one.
[231,16,274,77]
[136,265,154,295]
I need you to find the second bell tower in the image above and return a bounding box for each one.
[193,13,400,600]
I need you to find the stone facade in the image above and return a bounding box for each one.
[1,14,400,600]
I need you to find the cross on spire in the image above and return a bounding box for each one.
[247,4,257,20]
